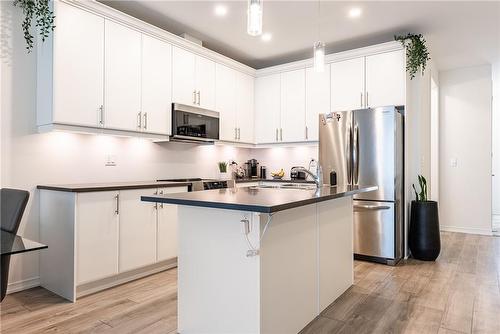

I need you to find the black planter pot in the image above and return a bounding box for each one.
[409,200,440,261]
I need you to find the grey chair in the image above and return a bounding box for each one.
[1,188,30,301]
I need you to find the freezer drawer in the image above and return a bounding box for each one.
[353,200,395,260]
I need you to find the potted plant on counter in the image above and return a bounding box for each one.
[218,161,229,180]
[409,175,441,261]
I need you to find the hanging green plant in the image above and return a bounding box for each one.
[13,0,55,53]
[394,33,431,80]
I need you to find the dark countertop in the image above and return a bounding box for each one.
[37,181,192,193]
[235,178,315,184]
[141,185,378,213]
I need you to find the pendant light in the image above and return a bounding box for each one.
[313,0,325,72]
[247,0,263,36]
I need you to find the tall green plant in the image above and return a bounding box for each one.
[394,33,431,80]
[412,175,428,201]
[13,0,55,52]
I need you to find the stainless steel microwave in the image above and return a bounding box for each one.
[171,103,220,143]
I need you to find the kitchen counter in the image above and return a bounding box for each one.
[142,184,377,213]
[37,181,191,192]
[235,178,315,184]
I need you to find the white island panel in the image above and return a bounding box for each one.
[176,196,354,334]
[177,207,261,334]
[260,203,318,334]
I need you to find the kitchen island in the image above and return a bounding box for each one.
[142,184,376,334]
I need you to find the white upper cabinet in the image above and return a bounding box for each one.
[216,64,238,141]
[172,46,215,109]
[216,65,255,143]
[195,56,216,110]
[104,20,142,131]
[331,57,365,112]
[236,72,255,143]
[52,2,104,127]
[172,46,197,106]
[365,50,406,108]
[141,35,172,135]
[255,74,281,143]
[118,189,158,272]
[305,65,330,141]
[280,69,306,142]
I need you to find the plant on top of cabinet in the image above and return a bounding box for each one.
[13,0,55,52]
[394,33,431,79]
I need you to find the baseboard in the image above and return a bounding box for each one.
[440,225,493,236]
[7,276,41,294]
[76,258,177,299]
[492,215,500,234]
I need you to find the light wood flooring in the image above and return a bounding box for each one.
[1,232,499,334]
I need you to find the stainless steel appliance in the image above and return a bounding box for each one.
[157,178,235,191]
[171,103,219,143]
[290,166,307,180]
[245,159,259,178]
[319,106,404,265]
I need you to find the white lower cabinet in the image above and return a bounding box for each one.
[41,185,187,301]
[118,189,158,272]
[157,187,181,261]
[76,191,119,285]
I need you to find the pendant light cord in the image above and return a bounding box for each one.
[317,0,321,41]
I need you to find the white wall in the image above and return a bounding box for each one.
[492,62,500,217]
[439,65,492,235]
[0,1,252,292]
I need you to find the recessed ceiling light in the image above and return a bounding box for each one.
[214,5,228,17]
[261,33,272,42]
[348,7,362,18]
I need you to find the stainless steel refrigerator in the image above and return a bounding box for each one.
[319,106,404,265]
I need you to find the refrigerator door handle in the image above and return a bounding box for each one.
[353,204,391,211]
[347,125,353,185]
[353,124,359,185]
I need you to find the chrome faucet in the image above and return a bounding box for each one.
[291,165,323,188]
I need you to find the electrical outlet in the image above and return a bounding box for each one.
[105,154,117,167]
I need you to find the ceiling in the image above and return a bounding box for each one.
[101,1,500,71]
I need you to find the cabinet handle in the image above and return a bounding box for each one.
[159,190,164,209]
[280,128,283,141]
[143,112,148,130]
[115,194,119,215]
[360,92,363,108]
[275,128,279,141]
[137,112,142,129]
[305,126,308,140]
[366,91,369,108]
[237,128,241,140]
[235,127,238,140]
[197,91,201,105]
[99,105,104,126]
[193,90,197,105]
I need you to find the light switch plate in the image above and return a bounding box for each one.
[450,158,457,168]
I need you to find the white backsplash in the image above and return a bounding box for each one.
[243,145,319,179]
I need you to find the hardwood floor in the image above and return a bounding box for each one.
[1,232,499,334]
